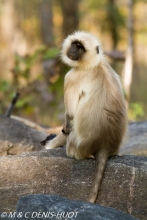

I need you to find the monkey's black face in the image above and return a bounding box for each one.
[67,41,86,61]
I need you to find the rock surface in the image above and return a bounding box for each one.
[0,114,147,156]
[0,116,147,219]
[10,194,137,220]
[0,115,46,155]
[0,149,146,220]
[120,121,147,156]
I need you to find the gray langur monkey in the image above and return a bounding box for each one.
[42,31,128,203]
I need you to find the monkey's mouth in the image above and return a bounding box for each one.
[67,53,79,61]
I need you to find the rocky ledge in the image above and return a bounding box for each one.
[0,115,147,219]
[0,148,146,219]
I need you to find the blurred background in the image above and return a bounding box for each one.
[0,0,147,128]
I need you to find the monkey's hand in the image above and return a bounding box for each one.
[62,114,73,135]
[62,122,71,135]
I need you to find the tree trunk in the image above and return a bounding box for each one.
[0,0,28,82]
[106,0,119,49]
[122,0,134,102]
[39,0,54,46]
[59,0,79,38]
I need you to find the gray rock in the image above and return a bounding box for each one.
[0,149,146,219]
[13,194,137,220]
[120,121,147,156]
[0,115,46,155]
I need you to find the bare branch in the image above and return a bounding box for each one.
[5,90,20,117]
[104,50,125,61]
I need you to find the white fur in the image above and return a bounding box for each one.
[61,31,104,69]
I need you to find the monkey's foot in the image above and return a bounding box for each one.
[118,154,124,157]
[66,149,95,160]
[45,142,56,149]
[88,155,95,159]
[40,134,56,147]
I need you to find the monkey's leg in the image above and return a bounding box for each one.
[45,132,66,149]
[65,132,80,159]
[66,132,93,159]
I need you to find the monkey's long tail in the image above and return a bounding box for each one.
[88,149,108,203]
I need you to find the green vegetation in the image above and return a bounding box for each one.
[128,102,145,121]
[0,0,146,126]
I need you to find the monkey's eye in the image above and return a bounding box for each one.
[78,47,84,52]
[76,43,86,53]
[96,46,99,54]
[77,42,82,48]
[72,41,84,49]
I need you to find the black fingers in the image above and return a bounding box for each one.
[40,134,57,146]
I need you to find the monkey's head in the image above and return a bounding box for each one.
[61,31,103,69]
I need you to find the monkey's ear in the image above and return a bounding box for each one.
[96,46,99,54]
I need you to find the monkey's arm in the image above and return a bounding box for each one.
[62,72,81,134]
